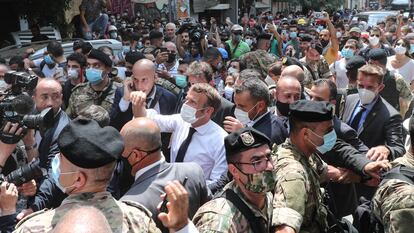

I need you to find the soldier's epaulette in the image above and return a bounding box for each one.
[121,200,153,217]
[15,208,49,228]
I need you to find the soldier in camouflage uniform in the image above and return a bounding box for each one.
[299,41,333,88]
[14,118,159,233]
[372,116,414,233]
[240,50,277,80]
[193,127,275,233]
[66,49,122,119]
[272,100,335,233]
[14,119,195,233]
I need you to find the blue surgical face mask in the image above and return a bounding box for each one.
[341,48,354,59]
[308,129,337,154]
[174,74,187,88]
[86,68,104,85]
[51,155,77,193]
[44,54,55,65]
[410,44,414,54]
[289,32,297,39]
[122,45,130,53]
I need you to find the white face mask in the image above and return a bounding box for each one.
[358,88,377,105]
[228,67,238,75]
[245,38,253,46]
[67,68,80,80]
[394,45,407,55]
[234,108,251,125]
[369,36,380,46]
[336,31,342,38]
[180,103,201,124]
[224,86,234,100]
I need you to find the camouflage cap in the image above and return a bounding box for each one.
[240,50,277,79]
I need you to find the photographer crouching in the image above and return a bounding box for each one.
[0,72,70,222]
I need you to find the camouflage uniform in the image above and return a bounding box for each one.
[14,191,160,233]
[240,50,278,79]
[193,181,273,233]
[372,153,414,233]
[66,80,121,118]
[395,73,412,101]
[300,56,333,88]
[272,139,328,233]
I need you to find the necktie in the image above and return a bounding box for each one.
[175,127,196,162]
[350,106,366,131]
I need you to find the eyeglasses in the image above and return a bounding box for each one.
[370,34,380,37]
[233,153,272,172]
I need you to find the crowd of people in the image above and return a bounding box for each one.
[1,0,414,232]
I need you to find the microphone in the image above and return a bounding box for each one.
[0,94,34,115]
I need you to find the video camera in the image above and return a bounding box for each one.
[0,71,55,144]
[0,160,47,187]
[177,21,205,44]
[4,71,38,95]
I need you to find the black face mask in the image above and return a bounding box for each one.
[125,71,132,77]
[276,101,290,116]
[350,36,360,41]
[167,53,176,63]
[321,39,329,48]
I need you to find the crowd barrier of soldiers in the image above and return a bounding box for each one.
[0,0,414,232]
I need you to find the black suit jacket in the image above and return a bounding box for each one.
[253,112,288,145]
[333,116,369,154]
[341,94,405,160]
[120,161,209,233]
[110,85,178,131]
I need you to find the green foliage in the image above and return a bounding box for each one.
[293,0,343,11]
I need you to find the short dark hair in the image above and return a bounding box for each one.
[203,47,222,62]
[312,79,337,101]
[234,78,270,106]
[67,53,87,68]
[47,40,64,57]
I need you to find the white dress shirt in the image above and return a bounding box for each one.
[147,109,228,185]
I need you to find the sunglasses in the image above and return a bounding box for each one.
[370,34,380,37]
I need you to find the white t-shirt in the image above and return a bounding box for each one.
[33,59,57,78]
[330,58,348,89]
[386,56,414,85]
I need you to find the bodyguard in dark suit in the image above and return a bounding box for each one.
[341,64,405,198]
[224,78,288,145]
[119,117,209,233]
[109,59,178,131]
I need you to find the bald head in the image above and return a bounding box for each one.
[132,59,156,94]
[276,76,301,104]
[120,117,161,151]
[281,65,305,83]
[120,118,162,175]
[52,206,112,233]
[33,78,63,113]
[165,41,177,53]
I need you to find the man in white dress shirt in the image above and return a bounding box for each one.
[130,83,228,185]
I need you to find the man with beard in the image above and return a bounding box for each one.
[318,12,340,65]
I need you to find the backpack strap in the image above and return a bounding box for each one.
[223,189,267,233]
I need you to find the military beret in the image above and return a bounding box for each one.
[289,100,333,122]
[300,34,313,42]
[58,118,124,169]
[257,33,272,41]
[309,40,324,55]
[346,55,366,70]
[225,127,271,160]
[125,51,145,65]
[368,48,387,65]
[149,30,163,40]
[88,49,112,67]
